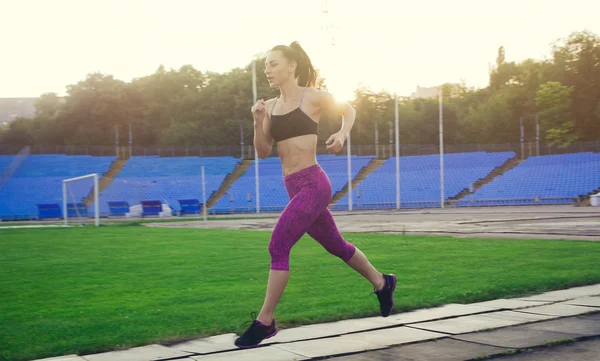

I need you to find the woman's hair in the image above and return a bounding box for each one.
[271,41,317,87]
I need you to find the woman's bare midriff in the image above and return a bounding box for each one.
[277,134,318,177]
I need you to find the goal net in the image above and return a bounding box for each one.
[63,173,100,226]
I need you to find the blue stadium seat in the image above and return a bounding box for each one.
[67,203,88,218]
[107,201,130,217]
[140,200,163,217]
[178,199,201,215]
[37,203,62,220]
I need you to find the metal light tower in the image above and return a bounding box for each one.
[395,93,400,209]
[439,87,445,209]
[252,56,260,214]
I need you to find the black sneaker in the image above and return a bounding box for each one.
[234,312,278,349]
[373,274,397,317]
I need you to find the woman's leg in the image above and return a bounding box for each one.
[306,208,385,291]
[256,270,288,325]
[307,208,397,317]
[346,248,386,291]
[256,182,330,325]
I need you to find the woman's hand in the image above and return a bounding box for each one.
[326,132,346,153]
[251,99,266,126]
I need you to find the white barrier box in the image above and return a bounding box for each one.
[591,193,600,207]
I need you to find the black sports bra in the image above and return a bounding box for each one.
[269,88,318,142]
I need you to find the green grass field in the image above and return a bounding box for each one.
[1,225,600,361]
[0,215,279,228]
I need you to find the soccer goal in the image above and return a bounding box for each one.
[63,173,100,227]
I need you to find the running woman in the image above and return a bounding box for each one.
[235,41,396,348]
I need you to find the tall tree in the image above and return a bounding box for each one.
[536,81,578,146]
[34,93,62,119]
[550,30,600,141]
[2,30,599,150]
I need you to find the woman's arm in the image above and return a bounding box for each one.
[252,99,274,159]
[317,91,356,138]
[254,119,273,159]
[312,90,356,152]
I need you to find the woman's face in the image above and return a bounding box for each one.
[264,50,295,88]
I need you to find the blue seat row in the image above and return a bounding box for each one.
[0,155,116,220]
[210,155,375,213]
[334,152,515,209]
[461,152,600,206]
[97,156,241,215]
[2,151,598,218]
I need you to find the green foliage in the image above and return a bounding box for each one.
[1,31,599,149]
[536,81,579,146]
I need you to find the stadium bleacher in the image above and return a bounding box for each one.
[0,155,116,220]
[460,152,600,206]
[98,156,241,216]
[333,152,515,210]
[1,150,598,220]
[210,155,374,213]
[320,155,374,195]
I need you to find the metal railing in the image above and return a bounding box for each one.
[1,141,598,159]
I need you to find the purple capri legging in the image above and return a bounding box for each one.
[269,164,357,271]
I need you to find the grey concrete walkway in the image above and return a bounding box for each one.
[487,337,600,361]
[330,313,600,361]
[147,205,600,241]
[33,283,600,361]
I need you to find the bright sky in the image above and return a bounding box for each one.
[1,0,599,101]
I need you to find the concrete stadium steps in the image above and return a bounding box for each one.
[448,156,522,203]
[330,158,385,205]
[83,159,127,206]
[205,159,253,210]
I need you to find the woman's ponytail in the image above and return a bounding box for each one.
[289,42,316,87]
[272,41,317,87]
